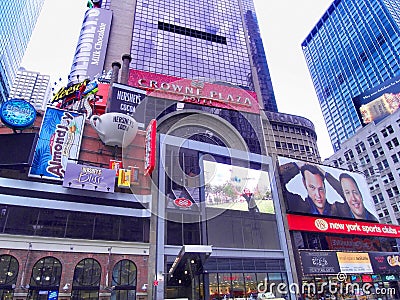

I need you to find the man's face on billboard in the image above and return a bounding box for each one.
[303,170,326,213]
[341,177,365,219]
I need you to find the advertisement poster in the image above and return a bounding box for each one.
[62,163,115,193]
[353,75,400,125]
[29,108,85,180]
[202,160,274,214]
[278,156,379,222]
[299,251,340,275]
[337,252,373,273]
[369,252,400,274]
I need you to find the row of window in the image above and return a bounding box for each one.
[275,141,314,154]
[0,255,137,300]
[270,123,316,138]
[0,206,149,243]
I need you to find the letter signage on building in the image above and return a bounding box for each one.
[29,108,85,180]
[74,8,112,80]
[109,83,147,119]
[337,252,373,273]
[299,251,340,275]
[62,162,115,192]
[0,99,36,130]
[128,69,260,114]
[287,214,400,238]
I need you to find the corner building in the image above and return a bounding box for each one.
[302,0,400,151]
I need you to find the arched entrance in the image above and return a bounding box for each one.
[157,110,249,152]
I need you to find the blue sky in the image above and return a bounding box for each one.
[21,0,334,159]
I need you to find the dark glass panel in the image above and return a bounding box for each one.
[65,212,95,240]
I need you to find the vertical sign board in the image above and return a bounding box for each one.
[29,108,85,180]
[84,8,113,79]
[144,119,157,176]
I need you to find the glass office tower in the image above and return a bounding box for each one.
[0,0,44,104]
[302,0,400,151]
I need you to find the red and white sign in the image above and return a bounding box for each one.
[174,198,193,208]
[109,160,123,176]
[128,69,260,114]
[144,119,156,176]
[287,214,400,238]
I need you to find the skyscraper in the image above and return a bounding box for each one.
[9,67,51,110]
[0,0,44,103]
[69,0,278,112]
[302,0,400,151]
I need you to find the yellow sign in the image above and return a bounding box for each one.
[337,252,372,273]
[118,169,131,188]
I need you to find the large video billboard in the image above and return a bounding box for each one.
[278,156,378,221]
[353,75,400,125]
[202,160,274,214]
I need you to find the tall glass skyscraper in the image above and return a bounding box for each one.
[0,0,44,104]
[71,0,278,112]
[302,0,400,151]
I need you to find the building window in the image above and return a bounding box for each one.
[29,257,62,299]
[0,255,18,298]
[158,22,227,44]
[387,138,399,150]
[344,150,354,161]
[392,154,399,163]
[72,259,101,300]
[355,142,366,154]
[111,260,137,300]
[377,34,386,46]
[367,134,379,146]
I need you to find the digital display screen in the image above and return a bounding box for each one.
[202,160,274,214]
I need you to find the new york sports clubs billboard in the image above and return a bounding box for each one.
[278,156,378,222]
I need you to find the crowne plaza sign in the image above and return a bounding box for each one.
[128,69,260,114]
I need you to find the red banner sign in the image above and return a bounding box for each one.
[144,119,156,176]
[287,214,400,238]
[128,69,260,114]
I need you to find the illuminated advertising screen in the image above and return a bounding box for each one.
[202,160,274,214]
[353,75,400,125]
[278,156,378,222]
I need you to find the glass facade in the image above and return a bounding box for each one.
[302,0,400,151]
[0,0,44,103]
[158,136,290,300]
[128,0,278,111]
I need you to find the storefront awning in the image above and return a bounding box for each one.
[168,245,212,276]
